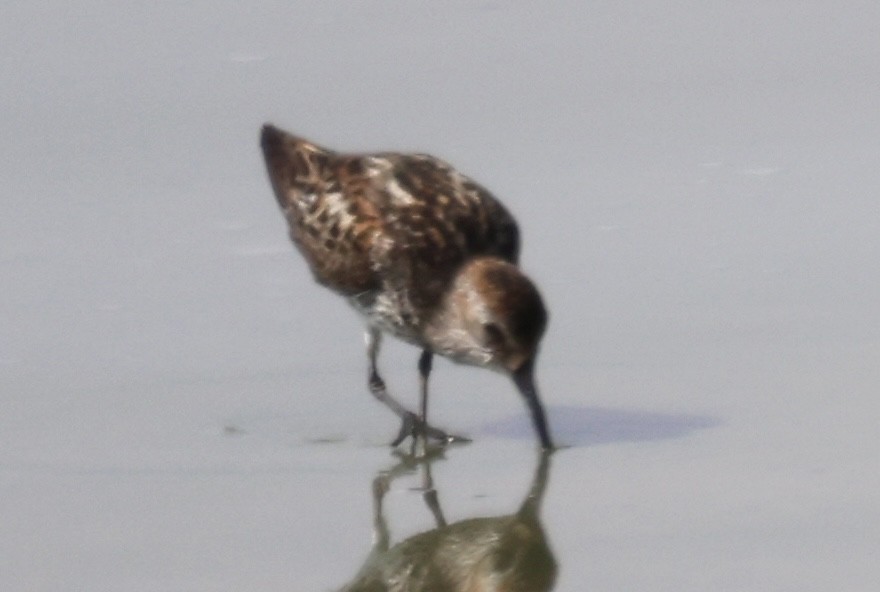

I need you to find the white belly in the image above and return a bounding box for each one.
[348,291,422,346]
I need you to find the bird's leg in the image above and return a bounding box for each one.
[415,349,471,446]
[415,349,433,453]
[365,329,468,447]
[366,328,415,427]
[365,328,430,446]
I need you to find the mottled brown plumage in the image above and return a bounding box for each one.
[260,124,552,449]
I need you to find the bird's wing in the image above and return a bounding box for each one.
[361,152,521,311]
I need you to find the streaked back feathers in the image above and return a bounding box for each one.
[260,124,520,311]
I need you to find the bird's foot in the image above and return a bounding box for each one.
[390,412,471,448]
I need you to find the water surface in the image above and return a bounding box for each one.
[2,2,878,590]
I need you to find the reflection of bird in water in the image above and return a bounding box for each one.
[260,125,552,449]
[338,450,557,591]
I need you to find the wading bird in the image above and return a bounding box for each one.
[260,125,552,449]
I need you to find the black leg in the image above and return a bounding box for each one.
[418,349,433,424]
[365,329,470,447]
[415,348,471,446]
[365,329,422,447]
[366,329,415,420]
[412,350,434,455]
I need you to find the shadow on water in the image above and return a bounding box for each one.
[480,405,722,447]
[338,449,557,592]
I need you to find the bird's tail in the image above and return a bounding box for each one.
[259,124,331,209]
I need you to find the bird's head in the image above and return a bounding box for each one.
[426,257,553,449]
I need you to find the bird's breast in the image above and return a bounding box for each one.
[348,290,424,346]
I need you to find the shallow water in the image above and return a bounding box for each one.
[3,1,879,590]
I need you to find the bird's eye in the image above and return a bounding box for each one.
[483,322,505,346]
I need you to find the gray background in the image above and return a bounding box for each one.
[2,1,878,590]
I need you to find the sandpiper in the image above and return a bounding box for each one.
[260,124,553,449]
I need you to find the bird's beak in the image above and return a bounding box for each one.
[512,359,554,450]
